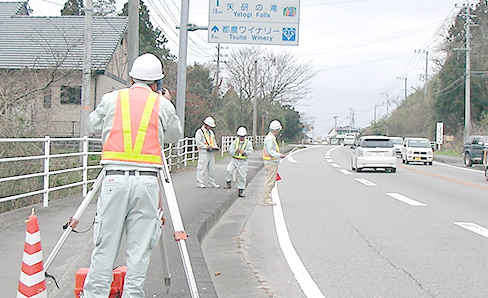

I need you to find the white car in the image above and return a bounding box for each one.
[401,137,433,165]
[343,133,357,146]
[351,136,397,173]
[390,137,403,157]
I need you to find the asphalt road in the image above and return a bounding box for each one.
[203,145,488,298]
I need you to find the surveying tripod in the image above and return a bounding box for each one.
[44,157,200,298]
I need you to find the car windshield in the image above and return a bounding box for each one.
[390,138,403,145]
[408,140,430,148]
[361,139,393,148]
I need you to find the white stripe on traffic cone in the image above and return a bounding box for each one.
[17,209,47,298]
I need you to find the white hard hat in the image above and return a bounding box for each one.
[129,53,164,81]
[236,126,247,136]
[269,120,282,130]
[203,116,216,127]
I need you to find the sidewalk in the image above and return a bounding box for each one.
[0,149,266,298]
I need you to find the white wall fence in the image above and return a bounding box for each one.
[0,135,264,208]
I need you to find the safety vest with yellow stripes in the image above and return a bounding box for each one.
[233,139,249,159]
[101,87,162,165]
[263,138,279,160]
[201,127,216,147]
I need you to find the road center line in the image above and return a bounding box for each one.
[398,164,488,190]
[386,192,425,207]
[330,163,340,168]
[271,187,325,298]
[339,169,353,175]
[454,222,488,239]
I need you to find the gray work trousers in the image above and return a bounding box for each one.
[196,150,216,185]
[225,158,248,189]
[83,172,161,298]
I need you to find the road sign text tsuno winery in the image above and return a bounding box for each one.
[208,0,300,46]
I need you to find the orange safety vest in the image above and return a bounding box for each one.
[233,139,249,159]
[263,138,279,160]
[102,87,162,164]
[201,127,216,147]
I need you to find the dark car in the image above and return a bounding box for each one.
[462,135,488,167]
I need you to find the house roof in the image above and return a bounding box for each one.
[0,1,128,71]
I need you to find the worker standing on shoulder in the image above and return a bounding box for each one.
[83,53,183,298]
[224,126,253,197]
[195,116,220,188]
[262,120,286,206]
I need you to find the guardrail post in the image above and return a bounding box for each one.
[43,136,50,207]
[82,136,88,197]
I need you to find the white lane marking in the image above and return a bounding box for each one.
[433,161,483,173]
[271,187,326,298]
[326,159,333,163]
[339,169,353,175]
[454,222,488,238]
[386,192,425,207]
[355,178,377,186]
[330,163,340,168]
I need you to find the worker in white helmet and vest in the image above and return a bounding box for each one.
[262,120,286,206]
[195,116,220,188]
[83,53,183,298]
[224,126,253,197]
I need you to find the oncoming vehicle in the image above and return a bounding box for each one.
[462,135,488,167]
[401,137,433,165]
[390,137,403,157]
[343,133,357,146]
[350,136,397,173]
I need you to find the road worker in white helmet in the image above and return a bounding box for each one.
[223,126,253,197]
[84,53,182,298]
[262,120,286,206]
[195,116,220,188]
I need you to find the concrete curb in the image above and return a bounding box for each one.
[185,158,264,297]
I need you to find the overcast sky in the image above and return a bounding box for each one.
[21,0,469,138]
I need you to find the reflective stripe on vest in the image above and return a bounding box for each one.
[263,138,279,160]
[233,139,248,159]
[202,127,215,147]
[102,88,162,164]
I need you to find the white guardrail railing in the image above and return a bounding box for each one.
[0,135,264,208]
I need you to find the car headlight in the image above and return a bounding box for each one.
[407,150,412,154]
[427,150,433,155]
[358,148,363,157]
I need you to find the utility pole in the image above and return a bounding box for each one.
[381,92,390,116]
[80,0,93,138]
[215,44,221,86]
[348,108,354,130]
[396,77,407,101]
[463,2,473,141]
[253,60,258,146]
[415,49,429,99]
[127,0,139,84]
[374,103,382,124]
[176,0,190,135]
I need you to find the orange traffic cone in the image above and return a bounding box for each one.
[17,209,47,298]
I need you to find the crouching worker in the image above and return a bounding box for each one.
[83,53,183,298]
[224,126,253,197]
